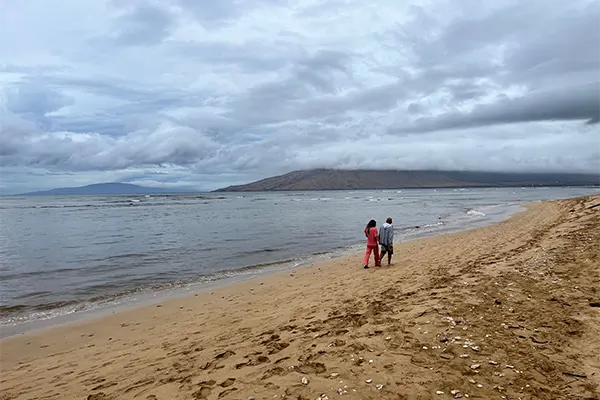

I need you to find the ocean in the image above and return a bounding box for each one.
[0,187,597,335]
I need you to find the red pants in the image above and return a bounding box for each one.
[363,245,380,266]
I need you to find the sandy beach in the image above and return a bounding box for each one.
[1,195,598,400]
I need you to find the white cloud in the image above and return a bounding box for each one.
[0,0,598,194]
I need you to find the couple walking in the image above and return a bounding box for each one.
[363,218,394,269]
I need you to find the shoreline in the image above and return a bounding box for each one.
[1,195,598,400]
[1,201,524,338]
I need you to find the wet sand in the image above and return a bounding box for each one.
[1,195,599,400]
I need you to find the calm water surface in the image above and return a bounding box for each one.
[0,187,597,329]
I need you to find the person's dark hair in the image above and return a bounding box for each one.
[364,219,376,237]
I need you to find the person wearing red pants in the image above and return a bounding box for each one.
[363,219,381,269]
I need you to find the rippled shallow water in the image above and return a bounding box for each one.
[0,186,597,330]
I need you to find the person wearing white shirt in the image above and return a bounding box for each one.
[378,217,394,265]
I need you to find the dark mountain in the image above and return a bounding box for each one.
[19,182,191,196]
[214,169,600,192]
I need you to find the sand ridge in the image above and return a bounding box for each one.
[1,195,599,400]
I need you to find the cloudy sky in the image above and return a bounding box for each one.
[0,0,599,193]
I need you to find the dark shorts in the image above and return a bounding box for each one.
[380,244,393,254]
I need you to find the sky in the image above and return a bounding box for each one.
[0,0,599,193]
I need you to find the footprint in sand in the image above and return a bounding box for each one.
[218,388,238,398]
[200,350,235,370]
[219,378,236,387]
[215,350,236,360]
[82,377,106,386]
[123,378,154,393]
[235,362,248,369]
[297,362,327,374]
[236,355,271,369]
[262,366,287,380]
[264,382,279,390]
[92,381,118,391]
[86,393,113,400]
[279,324,297,331]
[192,386,212,399]
[268,342,290,354]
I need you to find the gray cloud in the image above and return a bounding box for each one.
[386,0,600,128]
[168,40,297,72]
[111,4,176,46]
[222,49,356,124]
[0,0,598,193]
[394,82,600,133]
[177,0,288,27]
[4,84,73,117]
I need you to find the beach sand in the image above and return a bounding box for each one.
[1,195,599,400]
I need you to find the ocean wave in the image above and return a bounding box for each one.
[0,298,82,314]
[238,247,283,256]
[423,221,445,228]
[466,210,486,217]
[0,266,87,281]
[395,220,445,234]
[2,195,228,210]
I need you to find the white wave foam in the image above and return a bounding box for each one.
[466,210,486,217]
[423,221,444,228]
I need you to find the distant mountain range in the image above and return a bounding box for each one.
[214,169,600,192]
[18,183,191,196]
